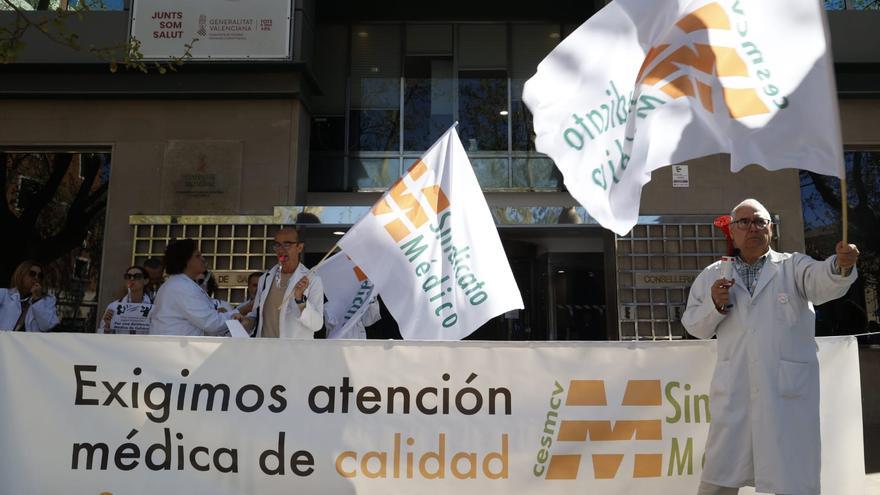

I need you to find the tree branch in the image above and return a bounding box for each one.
[806,172,841,215]
[20,153,72,229]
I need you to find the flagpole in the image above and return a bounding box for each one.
[841,176,848,245]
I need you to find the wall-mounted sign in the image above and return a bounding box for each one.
[160,140,243,215]
[633,271,701,288]
[130,0,292,60]
[212,271,255,289]
[672,165,689,187]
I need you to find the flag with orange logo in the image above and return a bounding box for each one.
[315,252,377,339]
[338,126,524,340]
[523,0,843,235]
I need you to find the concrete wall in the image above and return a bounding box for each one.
[0,98,308,311]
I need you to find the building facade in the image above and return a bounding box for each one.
[0,0,878,339]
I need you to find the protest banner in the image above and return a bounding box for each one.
[0,334,864,494]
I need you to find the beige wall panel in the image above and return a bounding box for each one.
[0,98,300,312]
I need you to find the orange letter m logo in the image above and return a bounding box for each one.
[546,379,663,480]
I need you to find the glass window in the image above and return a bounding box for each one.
[457,24,507,69]
[350,25,401,152]
[511,24,561,151]
[458,69,509,152]
[349,157,400,190]
[404,56,454,152]
[312,25,348,115]
[406,24,453,54]
[471,157,509,189]
[512,157,563,189]
[308,156,345,192]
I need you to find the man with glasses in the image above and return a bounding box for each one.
[683,198,860,495]
[0,260,59,332]
[240,227,324,339]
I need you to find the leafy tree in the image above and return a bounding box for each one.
[801,151,880,330]
[0,0,193,72]
[1,152,109,287]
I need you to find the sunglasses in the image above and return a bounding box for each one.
[28,270,43,280]
[123,273,145,281]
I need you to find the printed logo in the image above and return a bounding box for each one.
[197,14,207,36]
[544,379,663,480]
[371,160,450,243]
[636,2,785,119]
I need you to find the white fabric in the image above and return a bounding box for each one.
[326,297,381,340]
[0,335,864,494]
[0,288,59,332]
[149,274,231,336]
[317,252,381,339]
[682,250,857,495]
[338,126,524,340]
[523,0,842,235]
[247,263,324,339]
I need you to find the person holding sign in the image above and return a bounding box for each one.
[98,266,152,335]
[150,239,242,337]
[683,199,860,495]
[241,227,323,339]
[0,260,59,332]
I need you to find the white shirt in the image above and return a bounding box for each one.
[325,298,381,339]
[149,274,231,336]
[0,288,59,332]
[247,263,324,339]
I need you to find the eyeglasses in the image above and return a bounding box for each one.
[732,218,771,230]
[123,273,145,281]
[28,270,43,280]
[272,241,302,250]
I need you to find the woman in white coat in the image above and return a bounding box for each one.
[150,239,238,337]
[98,265,152,334]
[683,199,860,495]
[0,260,59,332]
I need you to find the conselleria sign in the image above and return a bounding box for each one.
[0,334,864,494]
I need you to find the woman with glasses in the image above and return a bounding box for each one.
[98,266,152,334]
[0,260,60,332]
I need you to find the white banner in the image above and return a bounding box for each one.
[316,253,377,339]
[0,334,864,494]
[338,127,524,340]
[130,0,292,60]
[523,0,842,236]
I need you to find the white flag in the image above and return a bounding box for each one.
[523,0,843,235]
[339,126,524,340]
[316,252,377,339]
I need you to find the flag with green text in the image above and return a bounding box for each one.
[338,126,524,340]
[523,0,843,235]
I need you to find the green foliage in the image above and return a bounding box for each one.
[0,0,195,73]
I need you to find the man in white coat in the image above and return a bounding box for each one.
[683,199,859,495]
[242,227,323,339]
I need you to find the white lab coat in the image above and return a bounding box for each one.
[149,274,231,336]
[0,288,59,332]
[248,263,324,339]
[325,298,381,339]
[683,249,857,495]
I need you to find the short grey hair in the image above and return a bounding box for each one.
[731,198,771,220]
